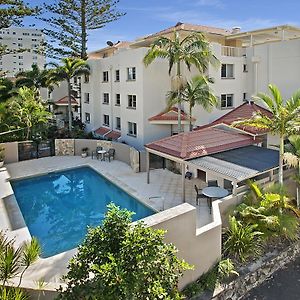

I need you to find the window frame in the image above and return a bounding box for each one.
[116,117,121,130]
[103,93,110,104]
[84,92,90,103]
[115,69,120,82]
[220,94,234,109]
[127,67,136,81]
[103,71,109,82]
[127,94,136,109]
[128,121,137,137]
[85,113,91,123]
[103,114,110,126]
[115,93,121,106]
[221,64,234,79]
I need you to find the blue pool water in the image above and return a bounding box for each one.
[12,167,154,258]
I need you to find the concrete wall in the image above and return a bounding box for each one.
[0,142,18,163]
[142,203,222,289]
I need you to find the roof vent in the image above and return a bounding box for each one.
[175,22,183,27]
[231,26,241,34]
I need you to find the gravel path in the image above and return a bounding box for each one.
[243,255,300,300]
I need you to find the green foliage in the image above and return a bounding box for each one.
[0,231,41,299]
[0,78,15,102]
[47,57,90,132]
[0,87,52,140]
[182,259,238,298]
[0,146,4,161]
[39,0,125,59]
[144,30,219,133]
[0,287,28,300]
[233,84,300,184]
[57,203,191,300]
[167,75,218,131]
[15,64,58,97]
[223,216,263,262]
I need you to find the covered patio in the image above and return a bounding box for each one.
[145,127,280,203]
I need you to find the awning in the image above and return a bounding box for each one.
[189,145,279,182]
[93,127,121,141]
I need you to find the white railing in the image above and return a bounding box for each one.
[221,46,246,57]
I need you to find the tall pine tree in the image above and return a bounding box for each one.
[40,0,125,59]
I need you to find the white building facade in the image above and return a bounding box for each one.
[80,24,300,149]
[0,27,45,77]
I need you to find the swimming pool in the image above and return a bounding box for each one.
[11,167,154,258]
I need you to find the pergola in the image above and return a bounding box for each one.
[145,127,279,201]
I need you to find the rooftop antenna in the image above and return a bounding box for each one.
[106,41,114,47]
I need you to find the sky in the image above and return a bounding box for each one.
[24,0,300,52]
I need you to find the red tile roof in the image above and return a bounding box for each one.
[196,102,273,134]
[144,22,230,39]
[148,107,196,122]
[94,127,121,140]
[146,127,257,160]
[54,96,78,106]
[94,127,110,136]
[106,130,121,140]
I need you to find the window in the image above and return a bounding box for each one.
[127,67,136,80]
[85,113,91,123]
[103,114,110,126]
[243,64,248,72]
[13,32,16,35]
[103,93,109,104]
[115,94,121,106]
[18,43,23,47]
[18,56,23,59]
[116,117,121,130]
[128,122,137,137]
[221,64,234,78]
[243,92,247,101]
[32,38,37,41]
[19,62,23,66]
[115,69,120,81]
[84,74,89,83]
[127,95,136,109]
[74,77,78,84]
[103,71,109,82]
[18,38,22,41]
[33,56,37,60]
[84,93,90,103]
[22,32,29,36]
[221,94,234,108]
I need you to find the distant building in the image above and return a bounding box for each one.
[0,27,45,77]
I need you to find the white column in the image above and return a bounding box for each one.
[146,150,150,184]
[181,163,186,202]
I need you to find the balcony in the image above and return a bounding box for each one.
[221,46,246,57]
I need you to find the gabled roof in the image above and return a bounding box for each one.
[148,107,196,122]
[93,127,121,140]
[145,127,257,160]
[54,96,78,106]
[143,22,231,40]
[196,102,273,135]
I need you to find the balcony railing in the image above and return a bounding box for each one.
[221,46,246,57]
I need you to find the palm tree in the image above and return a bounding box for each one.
[15,64,56,98]
[284,135,300,206]
[143,31,219,133]
[0,77,15,102]
[233,84,300,184]
[167,75,217,131]
[47,58,90,132]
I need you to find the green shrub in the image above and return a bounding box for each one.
[223,216,263,262]
[57,204,192,300]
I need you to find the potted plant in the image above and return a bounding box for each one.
[0,146,5,167]
[81,147,89,158]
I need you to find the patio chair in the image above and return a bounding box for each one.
[104,148,115,162]
[207,180,218,187]
[194,185,207,206]
[92,146,103,160]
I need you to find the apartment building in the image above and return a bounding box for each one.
[81,23,300,150]
[0,27,45,77]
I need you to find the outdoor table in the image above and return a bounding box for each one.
[202,186,229,214]
[97,150,107,161]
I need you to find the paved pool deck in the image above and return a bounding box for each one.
[0,156,212,285]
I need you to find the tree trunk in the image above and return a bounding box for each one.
[177,62,182,134]
[67,79,72,133]
[81,0,87,60]
[189,103,193,131]
[278,135,284,185]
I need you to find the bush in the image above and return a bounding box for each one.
[57,204,192,300]
[182,259,238,298]
[223,216,263,262]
